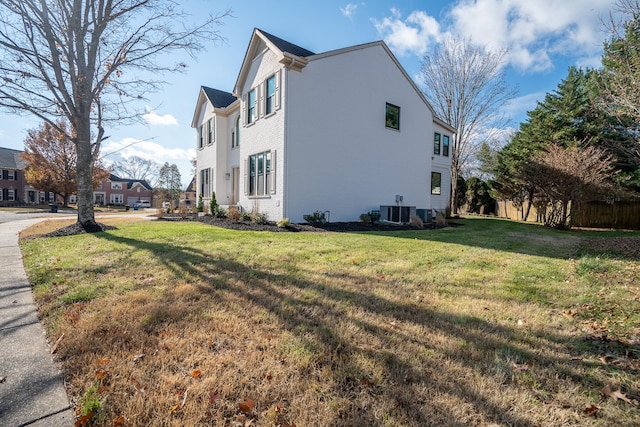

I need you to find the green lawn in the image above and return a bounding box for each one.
[21,217,640,426]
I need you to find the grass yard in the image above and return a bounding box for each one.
[20,217,640,426]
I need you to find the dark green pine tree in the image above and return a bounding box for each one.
[491,66,634,218]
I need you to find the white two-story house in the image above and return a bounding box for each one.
[192,28,454,223]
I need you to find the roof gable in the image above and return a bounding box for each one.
[202,87,236,109]
[191,86,239,128]
[234,28,315,96]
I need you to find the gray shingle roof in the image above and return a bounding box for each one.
[259,29,315,57]
[202,87,237,108]
[0,147,23,169]
[109,173,153,190]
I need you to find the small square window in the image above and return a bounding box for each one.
[434,133,441,155]
[431,172,442,195]
[385,103,400,130]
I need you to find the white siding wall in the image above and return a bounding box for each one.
[284,44,435,223]
[237,48,285,220]
[431,123,453,213]
[195,100,216,201]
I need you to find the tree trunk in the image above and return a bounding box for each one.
[75,121,96,227]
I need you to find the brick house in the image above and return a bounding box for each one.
[0,146,57,206]
[74,173,153,207]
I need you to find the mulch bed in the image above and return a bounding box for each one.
[40,222,116,238]
[163,214,440,233]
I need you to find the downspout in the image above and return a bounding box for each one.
[282,67,289,221]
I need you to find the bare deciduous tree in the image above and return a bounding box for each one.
[0,1,228,228]
[112,156,160,187]
[420,36,517,213]
[525,144,618,229]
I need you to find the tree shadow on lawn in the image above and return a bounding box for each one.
[365,218,640,261]
[91,231,636,426]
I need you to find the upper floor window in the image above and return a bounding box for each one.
[199,124,204,148]
[434,133,441,155]
[232,116,240,148]
[266,75,276,115]
[247,89,256,124]
[207,119,213,145]
[111,182,123,190]
[7,170,15,180]
[443,135,450,156]
[385,103,400,130]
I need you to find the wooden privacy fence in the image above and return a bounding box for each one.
[496,200,640,230]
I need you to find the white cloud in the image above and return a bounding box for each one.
[374,0,612,71]
[102,138,195,164]
[372,10,441,56]
[340,3,358,19]
[142,106,178,126]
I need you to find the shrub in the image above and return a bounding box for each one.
[210,192,219,217]
[178,202,188,219]
[360,210,381,224]
[303,211,326,225]
[277,217,291,228]
[410,215,424,229]
[156,206,164,219]
[435,211,448,227]
[196,194,204,213]
[240,211,252,221]
[227,206,241,222]
[252,211,269,225]
[215,207,227,219]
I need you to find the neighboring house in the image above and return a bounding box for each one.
[192,28,454,223]
[70,173,153,206]
[183,176,197,207]
[0,146,57,206]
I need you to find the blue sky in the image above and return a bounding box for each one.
[0,0,617,186]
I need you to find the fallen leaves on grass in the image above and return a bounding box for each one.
[601,383,638,405]
[191,369,202,379]
[583,405,599,416]
[96,358,110,365]
[238,397,255,413]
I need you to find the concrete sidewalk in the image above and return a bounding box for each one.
[0,218,74,427]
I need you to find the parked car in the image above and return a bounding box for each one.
[137,200,151,208]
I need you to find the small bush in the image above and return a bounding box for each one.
[215,207,227,219]
[360,210,381,224]
[240,211,252,221]
[227,206,241,222]
[435,211,447,227]
[210,192,219,217]
[196,194,204,213]
[252,211,269,225]
[156,206,164,219]
[178,202,188,219]
[303,211,326,225]
[277,218,291,228]
[410,215,424,229]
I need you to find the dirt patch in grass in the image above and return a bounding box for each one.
[580,235,640,259]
